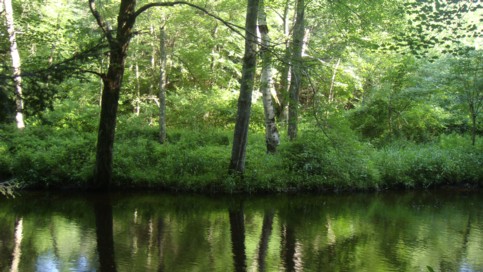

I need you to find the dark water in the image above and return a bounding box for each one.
[0,191,482,272]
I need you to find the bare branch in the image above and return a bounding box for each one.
[134,1,246,39]
[89,0,114,44]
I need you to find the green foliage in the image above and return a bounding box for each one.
[374,134,483,188]
[1,126,95,187]
[280,116,381,191]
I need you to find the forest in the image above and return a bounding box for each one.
[0,0,482,193]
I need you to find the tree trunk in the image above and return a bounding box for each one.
[135,61,141,116]
[159,25,167,144]
[3,0,25,129]
[471,111,476,146]
[287,0,305,141]
[276,0,292,123]
[258,0,280,153]
[229,0,259,174]
[328,58,340,103]
[92,0,136,190]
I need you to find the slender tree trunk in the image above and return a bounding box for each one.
[159,25,167,144]
[92,0,136,189]
[135,62,141,116]
[3,0,25,129]
[471,111,476,146]
[277,0,292,123]
[328,58,340,103]
[258,0,280,153]
[229,0,259,174]
[287,0,305,141]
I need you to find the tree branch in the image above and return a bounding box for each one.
[89,0,114,44]
[134,1,246,39]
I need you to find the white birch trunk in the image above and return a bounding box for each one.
[258,0,280,153]
[3,0,25,129]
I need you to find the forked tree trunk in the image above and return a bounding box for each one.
[258,0,280,153]
[229,0,259,174]
[3,0,25,129]
[159,25,167,144]
[287,0,305,141]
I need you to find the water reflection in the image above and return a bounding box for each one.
[0,191,482,272]
[93,195,117,272]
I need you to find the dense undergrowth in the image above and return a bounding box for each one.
[0,114,481,193]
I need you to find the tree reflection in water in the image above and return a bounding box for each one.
[0,192,482,272]
[257,209,274,272]
[10,217,23,272]
[229,202,246,272]
[93,194,117,272]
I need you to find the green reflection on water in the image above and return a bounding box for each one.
[0,191,482,272]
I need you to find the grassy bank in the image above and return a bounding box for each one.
[0,120,482,193]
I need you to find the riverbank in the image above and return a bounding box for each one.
[1,124,482,194]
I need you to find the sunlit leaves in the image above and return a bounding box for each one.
[381,0,483,60]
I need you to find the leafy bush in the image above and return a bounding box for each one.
[5,126,95,187]
[280,117,381,191]
[374,135,483,188]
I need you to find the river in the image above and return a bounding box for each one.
[0,191,482,271]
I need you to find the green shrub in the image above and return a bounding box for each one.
[374,135,483,188]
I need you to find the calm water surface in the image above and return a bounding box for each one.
[0,191,482,272]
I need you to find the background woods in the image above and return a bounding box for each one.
[0,0,482,192]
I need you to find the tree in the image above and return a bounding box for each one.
[159,24,167,144]
[258,0,280,153]
[89,0,242,189]
[448,50,483,145]
[276,0,292,123]
[229,0,260,174]
[287,0,305,140]
[2,0,25,129]
[89,0,138,190]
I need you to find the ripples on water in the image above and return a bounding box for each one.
[0,191,482,272]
